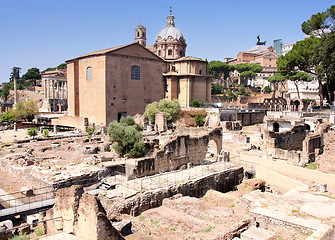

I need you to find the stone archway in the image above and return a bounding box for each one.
[206,139,218,162]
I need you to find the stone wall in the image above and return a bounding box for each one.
[48,185,123,240]
[268,148,302,165]
[264,125,306,151]
[100,167,244,217]
[0,158,50,188]
[128,128,222,177]
[52,115,88,131]
[236,111,265,126]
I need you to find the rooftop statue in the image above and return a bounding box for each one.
[256,35,266,45]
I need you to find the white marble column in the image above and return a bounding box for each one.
[56,80,59,99]
[44,79,47,99]
[61,81,64,99]
[47,79,50,99]
[14,77,18,105]
[52,79,55,99]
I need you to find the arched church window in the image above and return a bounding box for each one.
[168,50,172,55]
[86,67,92,80]
[131,66,140,80]
[137,32,140,37]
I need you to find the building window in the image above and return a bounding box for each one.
[131,65,140,80]
[86,67,92,80]
[158,50,161,56]
[168,49,172,55]
[180,51,182,56]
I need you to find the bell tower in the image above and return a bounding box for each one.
[135,24,146,47]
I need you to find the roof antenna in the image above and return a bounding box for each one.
[170,6,172,15]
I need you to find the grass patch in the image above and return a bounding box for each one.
[291,209,307,218]
[138,216,145,221]
[202,225,213,233]
[151,221,160,227]
[176,180,185,184]
[9,234,30,240]
[305,162,317,170]
[228,203,235,208]
[297,229,312,236]
[35,225,45,236]
[169,227,176,231]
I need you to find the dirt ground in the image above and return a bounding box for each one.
[123,179,316,240]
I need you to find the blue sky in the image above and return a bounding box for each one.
[0,0,333,84]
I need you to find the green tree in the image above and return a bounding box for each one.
[235,63,262,85]
[107,116,145,157]
[0,110,16,123]
[268,74,286,100]
[195,114,204,127]
[288,72,313,100]
[1,83,10,101]
[42,67,56,73]
[297,4,335,105]
[144,102,160,124]
[9,67,21,83]
[208,61,235,84]
[158,99,180,122]
[27,128,38,140]
[144,99,180,124]
[13,100,38,122]
[22,67,41,86]
[276,37,323,105]
[57,63,67,69]
[301,5,335,37]
[313,31,335,103]
[211,82,224,94]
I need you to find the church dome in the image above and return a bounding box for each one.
[157,26,184,40]
[156,9,185,42]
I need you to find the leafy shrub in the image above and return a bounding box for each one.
[195,114,205,127]
[211,82,223,94]
[9,233,30,240]
[0,110,16,123]
[191,99,205,108]
[263,86,272,93]
[87,126,96,140]
[108,116,145,157]
[42,129,50,139]
[27,128,38,139]
[144,99,180,124]
[35,225,45,236]
[13,100,38,122]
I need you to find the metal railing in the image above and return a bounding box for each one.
[104,160,238,193]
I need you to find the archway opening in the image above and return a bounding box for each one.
[206,139,218,162]
[305,124,311,132]
[273,122,280,132]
